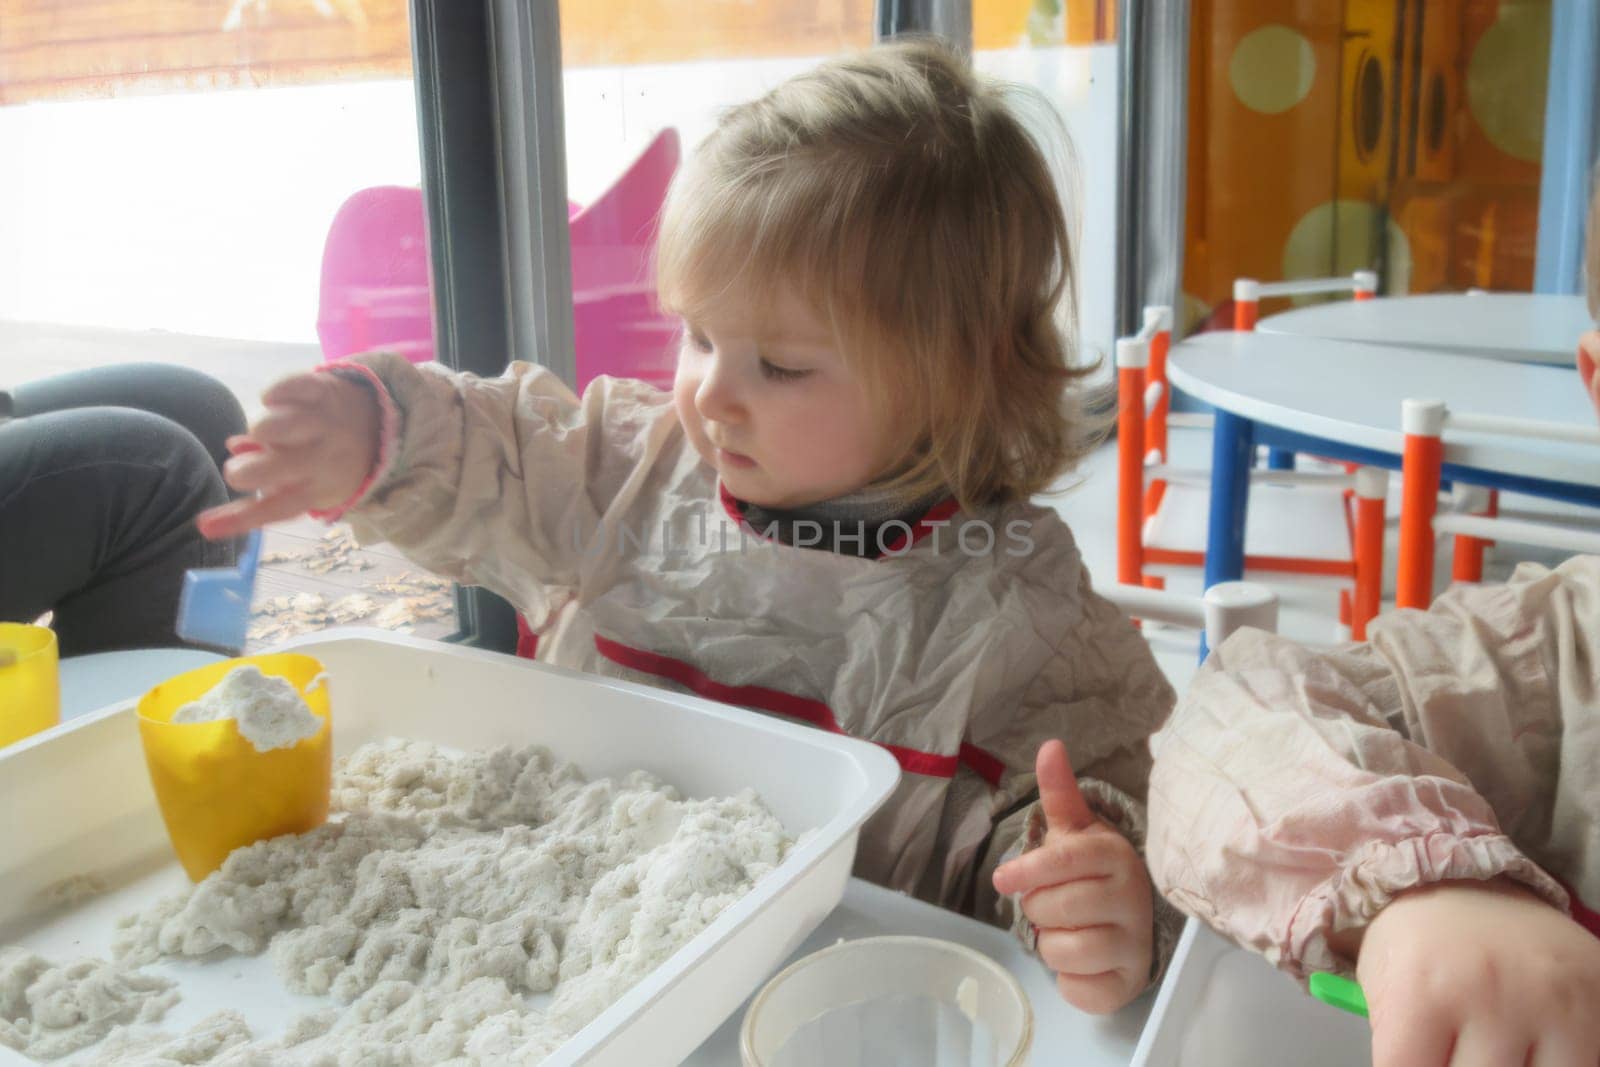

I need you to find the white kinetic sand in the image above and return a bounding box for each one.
[171,665,321,751]
[0,950,177,1061]
[3,740,791,1064]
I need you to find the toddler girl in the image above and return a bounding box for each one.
[200,40,1177,1014]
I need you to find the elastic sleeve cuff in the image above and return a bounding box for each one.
[1285,832,1571,981]
[307,361,403,522]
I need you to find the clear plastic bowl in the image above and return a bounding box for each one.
[740,935,1033,1067]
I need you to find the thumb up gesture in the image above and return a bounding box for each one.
[992,739,1154,1015]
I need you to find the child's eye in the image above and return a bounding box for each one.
[684,330,712,353]
[759,359,810,383]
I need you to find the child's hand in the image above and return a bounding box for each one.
[1352,878,1600,1067]
[196,373,380,540]
[1579,329,1598,418]
[992,739,1154,1015]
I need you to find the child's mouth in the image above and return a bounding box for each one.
[717,448,757,470]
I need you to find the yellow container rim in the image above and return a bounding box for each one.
[137,652,330,738]
[0,623,57,665]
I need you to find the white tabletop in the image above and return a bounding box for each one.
[1256,292,1593,365]
[684,878,1149,1065]
[1166,331,1600,490]
[57,648,225,719]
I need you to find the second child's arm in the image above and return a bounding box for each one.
[1147,555,1600,1066]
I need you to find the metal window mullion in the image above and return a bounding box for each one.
[490,0,576,385]
[1116,0,1191,341]
[875,0,972,51]
[408,0,574,652]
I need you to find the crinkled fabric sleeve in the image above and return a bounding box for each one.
[1145,557,1600,982]
[970,565,1181,990]
[339,352,677,616]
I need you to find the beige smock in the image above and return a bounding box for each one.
[1149,555,1600,981]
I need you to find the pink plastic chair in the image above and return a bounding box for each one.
[316,186,435,365]
[568,128,680,391]
[317,129,682,394]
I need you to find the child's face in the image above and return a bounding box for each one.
[673,292,899,509]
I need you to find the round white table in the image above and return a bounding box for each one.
[1257,292,1593,366]
[1167,331,1600,590]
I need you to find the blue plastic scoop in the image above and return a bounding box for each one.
[176,530,262,652]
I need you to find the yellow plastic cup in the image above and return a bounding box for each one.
[0,624,60,748]
[137,653,332,882]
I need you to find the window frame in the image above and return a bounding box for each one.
[408,0,575,653]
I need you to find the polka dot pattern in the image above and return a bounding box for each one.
[1229,26,1316,115]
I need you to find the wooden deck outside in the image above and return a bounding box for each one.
[1,0,1116,107]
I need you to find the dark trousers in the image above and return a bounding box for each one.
[0,364,247,655]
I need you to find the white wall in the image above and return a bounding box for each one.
[0,45,1118,358]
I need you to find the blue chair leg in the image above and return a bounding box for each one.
[1200,410,1255,661]
[1267,448,1296,471]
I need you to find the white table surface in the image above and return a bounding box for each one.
[685,877,1149,1065]
[1167,331,1600,490]
[57,648,225,720]
[1256,292,1593,365]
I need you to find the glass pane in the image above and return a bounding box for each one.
[1181,1,1553,332]
[557,1,875,395]
[556,1,1123,386]
[0,0,458,651]
[972,0,1123,367]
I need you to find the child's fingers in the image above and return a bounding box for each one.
[993,834,1121,897]
[223,447,313,494]
[1054,970,1133,1017]
[1020,879,1127,932]
[1368,1010,1455,1067]
[261,373,329,409]
[1529,1027,1600,1067]
[1036,739,1096,835]
[1036,926,1125,978]
[1446,1022,1529,1067]
[195,486,316,541]
[250,408,323,448]
[226,435,264,455]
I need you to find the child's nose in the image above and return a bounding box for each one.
[695,361,745,423]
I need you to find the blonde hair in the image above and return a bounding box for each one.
[654,38,1094,510]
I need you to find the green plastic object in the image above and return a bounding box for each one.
[1309,972,1369,1018]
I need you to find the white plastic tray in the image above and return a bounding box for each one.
[1131,919,1371,1067]
[0,630,901,1065]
